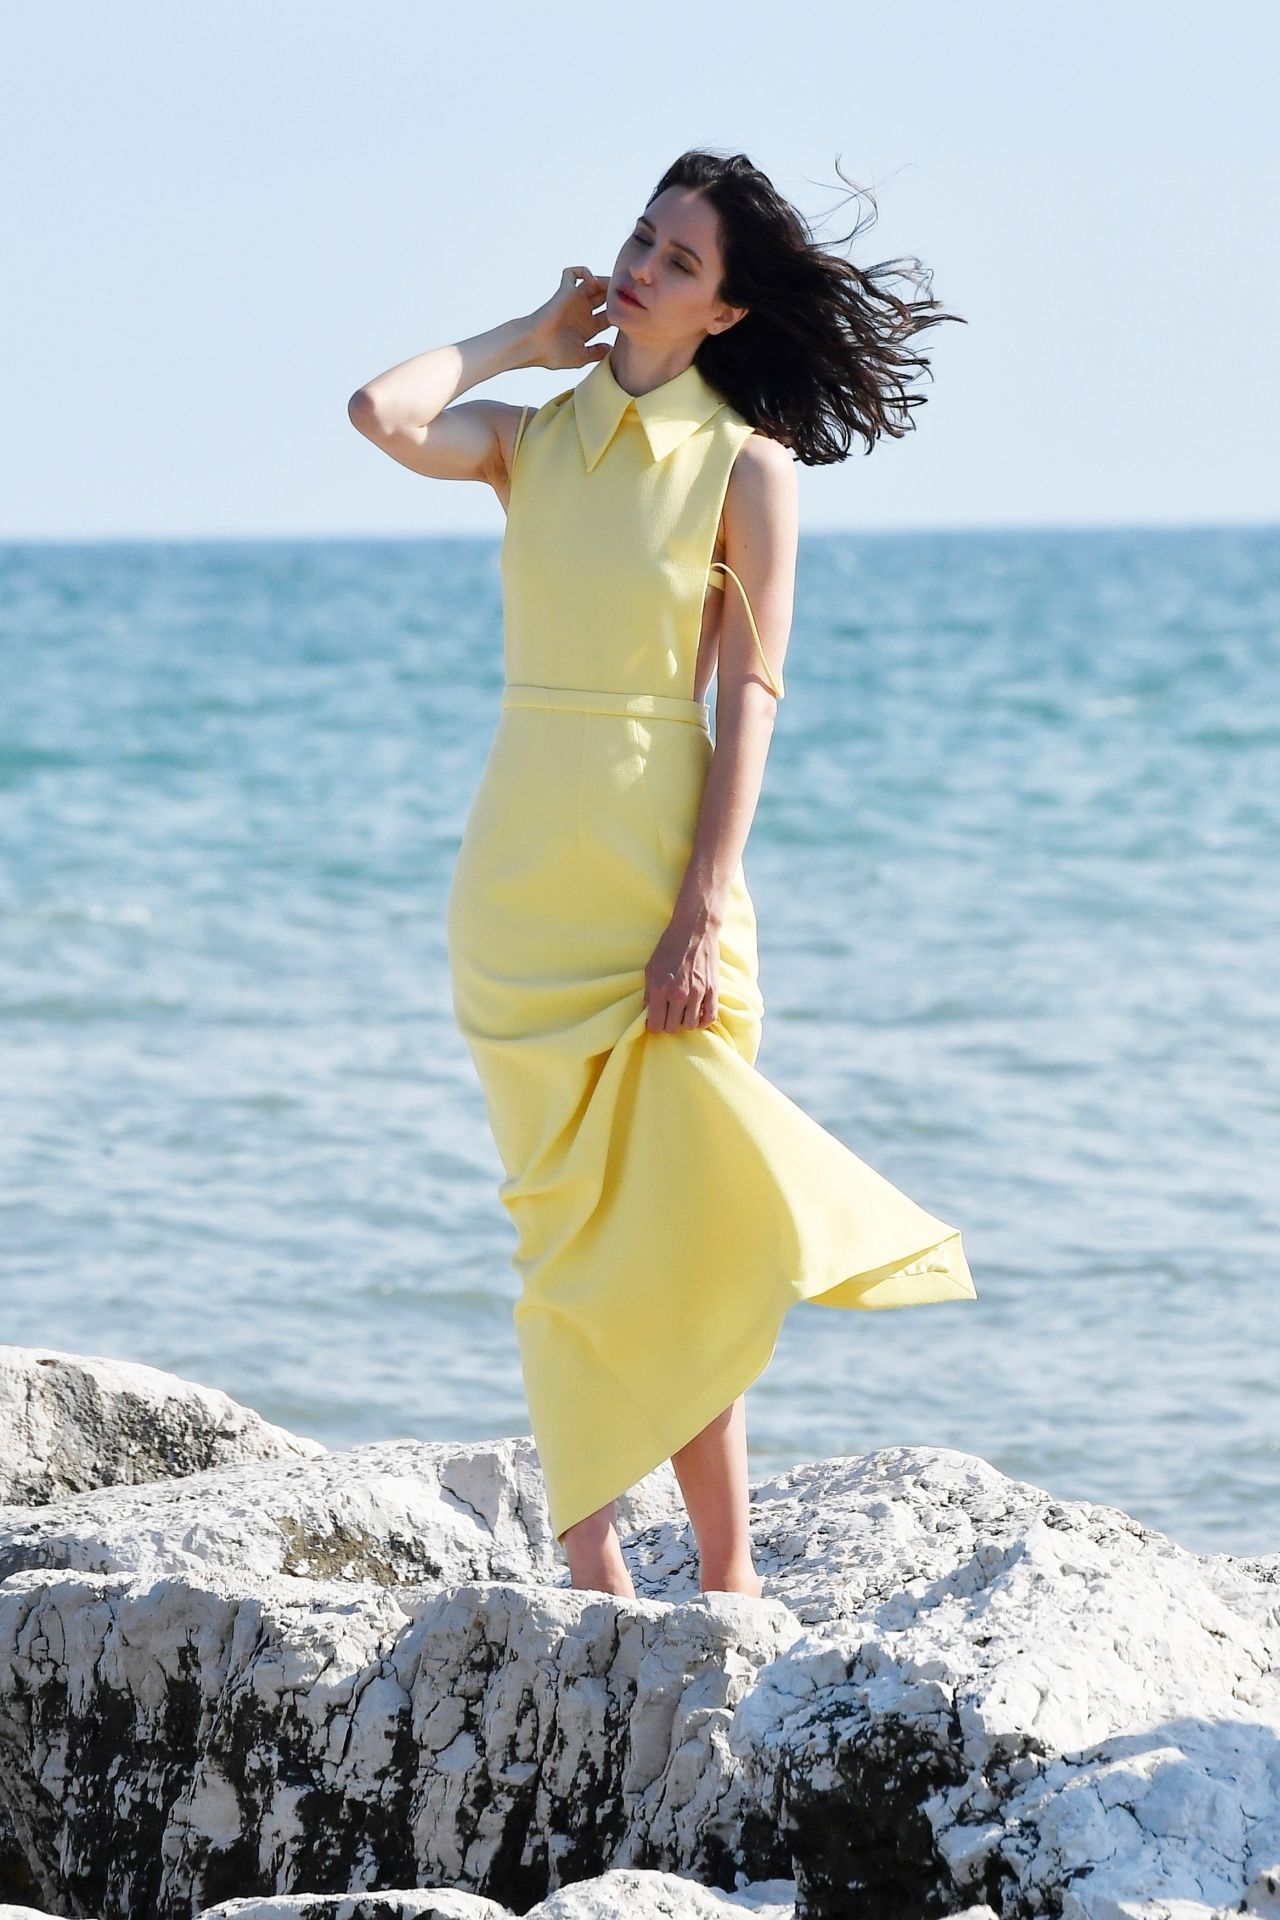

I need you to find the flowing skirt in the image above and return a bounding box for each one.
[446,683,976,1541]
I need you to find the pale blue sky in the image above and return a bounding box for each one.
[2,0,1276,539]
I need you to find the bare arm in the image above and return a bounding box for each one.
[644,435,798,1033]
[346,268,610,493]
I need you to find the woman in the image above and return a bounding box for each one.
[348,149,976,1603]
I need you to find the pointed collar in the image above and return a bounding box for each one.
[573,350,728,472]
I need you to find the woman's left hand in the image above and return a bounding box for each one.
[643,912,720,1033]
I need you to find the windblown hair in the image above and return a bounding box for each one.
[649,149,966,465]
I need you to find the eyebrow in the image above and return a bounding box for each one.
[635,214,703,268]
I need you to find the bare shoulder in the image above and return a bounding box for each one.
[723,430,799,539]
[735,429,797,478]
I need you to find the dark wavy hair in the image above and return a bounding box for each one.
[647,149,966,465]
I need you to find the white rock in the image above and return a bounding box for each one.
[0,1433,687,1592]
[0,1907,98,1920]
[195,1888,509,1916]
[0,1566,801,1919]
[0,1352,1276,1920]
[729,1451,1280,1917]
[192,1868,799,1916]
[0,1345,325,1506]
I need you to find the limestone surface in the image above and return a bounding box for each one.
[0,1346,325,1508]
[0,1348,1276,1920]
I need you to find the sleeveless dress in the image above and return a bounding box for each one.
[446,348,977,1543]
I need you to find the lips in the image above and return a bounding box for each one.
[617,285,645,309]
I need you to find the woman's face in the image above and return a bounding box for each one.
[606,186,745,345]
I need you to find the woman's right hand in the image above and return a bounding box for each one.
[523,267,612,370]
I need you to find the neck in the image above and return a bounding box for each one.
[608,337,704,398]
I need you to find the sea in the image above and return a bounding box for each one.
[1,525,1275,1556]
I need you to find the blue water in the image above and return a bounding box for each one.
[2,527,1276,1556]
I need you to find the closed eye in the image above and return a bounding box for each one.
[630,231,694,274]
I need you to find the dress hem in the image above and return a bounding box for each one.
[543,1225,977,1542]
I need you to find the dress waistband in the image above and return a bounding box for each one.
[501,683,710,727]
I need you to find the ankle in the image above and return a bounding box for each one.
[565,1546,635,1600]
[698,1556,762,1598]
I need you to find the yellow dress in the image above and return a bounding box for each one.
[446,348,977,1543]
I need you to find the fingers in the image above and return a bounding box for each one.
[645,989,687,1034]
[643,987,719,1032]
[643,945,719,1032]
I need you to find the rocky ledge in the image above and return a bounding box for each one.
[0,1343,1276,1920]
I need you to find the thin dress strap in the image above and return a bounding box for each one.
[708,561,785,700]
[510,404,532,474]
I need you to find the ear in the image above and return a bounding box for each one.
[710,302,749,336]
